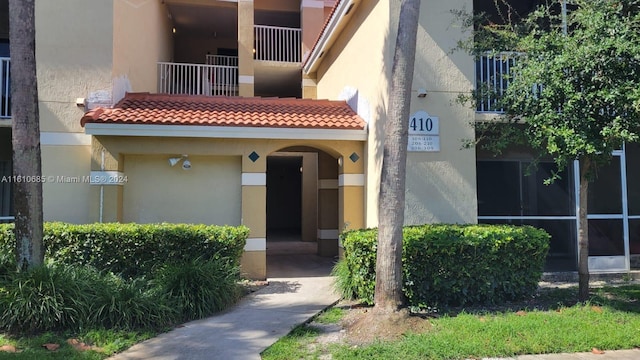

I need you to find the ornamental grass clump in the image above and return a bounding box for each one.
[0,263,177,333]
[151,257,242,321]
[0,263,95,333]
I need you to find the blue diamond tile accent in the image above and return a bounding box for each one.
[349,152,360,163]
[248,151,260,162]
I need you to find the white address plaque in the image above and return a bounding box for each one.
[408,135,440,152]
[408,111,440,152]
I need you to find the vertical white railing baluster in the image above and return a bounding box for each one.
[254,25,302,63]
[158,61,239,97]
[475,52,519,113]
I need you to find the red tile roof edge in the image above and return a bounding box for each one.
[302,0,344,69]
[80,92,367,131]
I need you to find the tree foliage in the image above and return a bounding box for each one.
[458,0,640,301]
[464,0,640,168]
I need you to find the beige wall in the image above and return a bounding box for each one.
[238,0,255,97]
[123,154,242,225]
[36,0,113,133]
[315,0,391,227]
[402,0,477,224]
[113,0,173,94]
[41,145,96,223]
[92,135,364,279]
[315,0,477,227]
[35,0,114,224]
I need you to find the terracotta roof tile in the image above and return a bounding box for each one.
[80,93,366,130]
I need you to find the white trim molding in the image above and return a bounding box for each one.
[339,173,365,186]
[319,179,339,189]
[238,75,254,84]
[84,123,367,141]
[89,171,127,185]
[318,229,339,239]
[41,132,91,146]
[245,237,266,251]
[242,172,266,186]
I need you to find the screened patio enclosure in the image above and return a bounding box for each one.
[477,143,640,273]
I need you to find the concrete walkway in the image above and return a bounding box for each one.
[485,349,640,359]
[109,275,338,360]
[109,245,339,360]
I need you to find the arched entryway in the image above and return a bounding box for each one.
[266,146,339,277]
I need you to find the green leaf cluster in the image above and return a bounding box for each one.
[0,222,248,278]
[334,224,550,308]
[461,0,640,172]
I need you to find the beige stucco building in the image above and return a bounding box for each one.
[1,0,638,278]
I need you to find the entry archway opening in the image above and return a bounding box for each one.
[265,146,340,278]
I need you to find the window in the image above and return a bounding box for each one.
[477,158,577,271]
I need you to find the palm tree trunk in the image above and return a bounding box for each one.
[374,0,420,313]
[9,0,44,270]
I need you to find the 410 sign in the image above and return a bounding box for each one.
[408,111,440,152]
[408,111,439,135]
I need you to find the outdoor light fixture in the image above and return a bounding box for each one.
[168,155,191,170]
[417,88,428,98]
[182,157,191,170]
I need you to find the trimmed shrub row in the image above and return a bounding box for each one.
[335,224,550,308]
[0,222,248,278]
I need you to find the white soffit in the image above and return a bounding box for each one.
[84,123,367,141]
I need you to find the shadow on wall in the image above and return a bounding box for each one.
[414,0,475,93]
[405,156,476,224]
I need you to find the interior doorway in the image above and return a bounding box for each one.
[266,150,337,278]
[266,155,303,241]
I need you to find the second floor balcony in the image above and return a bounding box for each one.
[475,52,518,113]
[158,56,239,97]
[159,24,302,98]
[254,25,301,63]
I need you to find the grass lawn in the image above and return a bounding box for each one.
[262,285,640,360]
[0,329,156,359]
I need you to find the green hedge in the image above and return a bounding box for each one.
[336,224,550,308]
[0,222,248,278]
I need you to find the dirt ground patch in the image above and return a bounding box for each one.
[308,300,432,350]
[341,307,432,345]
[307,285,600,350]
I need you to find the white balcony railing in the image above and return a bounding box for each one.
[475,52,519,113]
[206,54,238,67]
[0,58,10,118]
[158,62,238,97]
[254,25,301,63]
